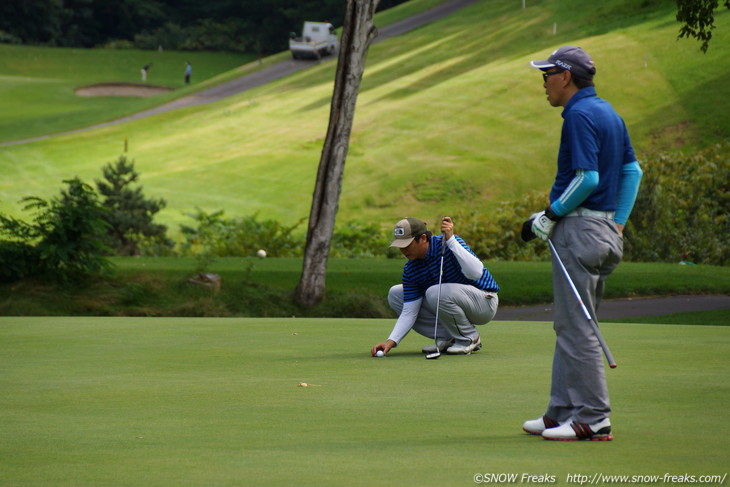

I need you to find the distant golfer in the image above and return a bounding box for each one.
[141,63,152,81]
[184,62,192,84]
[371,217,499,357]
[521,46,642,441]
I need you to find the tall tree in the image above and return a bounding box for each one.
[676,0,730,52]
[295,0,380,307]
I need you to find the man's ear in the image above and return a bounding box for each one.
[562,70,573,87]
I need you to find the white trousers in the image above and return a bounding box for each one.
[388,284,498,346]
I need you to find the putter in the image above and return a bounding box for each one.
[425,232,447,360]
[548,239,617,368]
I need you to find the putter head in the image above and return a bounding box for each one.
[425,351,441,360]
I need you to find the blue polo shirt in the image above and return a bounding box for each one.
[401,235,499,303]
[550,87,636,211]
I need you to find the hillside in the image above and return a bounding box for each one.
[0,0,728,235]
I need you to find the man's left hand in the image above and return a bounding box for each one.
[531,206,562,241]
[440,216,454,241]
[521,212,541,242]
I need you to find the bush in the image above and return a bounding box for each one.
[0,178,111,282]
[134,20,255,53]
[625,142,729,265]
[179,209,305,258]
[453,191,552,261]
[330,220,391,258]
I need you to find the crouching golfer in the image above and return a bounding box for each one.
[371,217,499,357]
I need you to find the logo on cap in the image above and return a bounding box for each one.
[390,217,428,248]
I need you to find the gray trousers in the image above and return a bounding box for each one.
[545,216,623,424]
[388,284,498,346]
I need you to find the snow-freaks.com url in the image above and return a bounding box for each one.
[472,473,728,484]
[565,473,728,485]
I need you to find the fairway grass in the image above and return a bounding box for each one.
[1,317,728,486]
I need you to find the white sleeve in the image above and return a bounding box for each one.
[387,298,422,344]
[446,236,484,280]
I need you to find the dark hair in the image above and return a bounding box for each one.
[415,231,433,241]
[572,73,595,89]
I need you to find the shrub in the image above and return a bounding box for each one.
[625,142,729,265]
[453,191,552,261]
[0,178,111,282]
[330,220,391,258]
[179,209,305,258]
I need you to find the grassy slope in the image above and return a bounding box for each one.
[1,317,728,486]
[0,0,443,145]
[0,0,728,234]
[0,46,256,142]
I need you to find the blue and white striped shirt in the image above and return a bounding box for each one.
[401,234,499,303]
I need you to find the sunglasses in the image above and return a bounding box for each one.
[542,70,565,82]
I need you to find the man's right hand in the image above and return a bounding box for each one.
[371,340,396,356]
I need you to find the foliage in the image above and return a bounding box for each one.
[446,143,729,266]
[0,178,111,282]
[329,220,391,258]
[179,209,306,259]
[0,157,173,282]
[624,142,730,265]
[96,156,173,257]
[676,0,730,52]
[173,139,729,266]
[134,20,257,53]
[453,191,552,262]
[0,0,409,53]
[178,210,399,261]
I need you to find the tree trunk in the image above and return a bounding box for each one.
[295,0,380,307]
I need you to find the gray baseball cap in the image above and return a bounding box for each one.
[530,46,596,79]
[390,217,428,248]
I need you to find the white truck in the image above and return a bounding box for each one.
[289,21,339,60]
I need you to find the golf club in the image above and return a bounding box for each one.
[548,239,617,369]
[425,231,447,360]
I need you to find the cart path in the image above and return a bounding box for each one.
[496,294,730,322]
[1,0,478,147]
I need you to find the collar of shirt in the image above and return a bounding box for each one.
[561,86,597,118]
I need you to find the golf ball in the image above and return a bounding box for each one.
[257,249,267,258]
[376,350,385,357]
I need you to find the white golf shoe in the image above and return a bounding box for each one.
[522,415,561,435]
[445,336,482,354]
[542,418,613,441]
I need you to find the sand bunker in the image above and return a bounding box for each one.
[75,83,173,98]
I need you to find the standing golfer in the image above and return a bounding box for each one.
[371,217,499,357]
[184,62,192,84]
[521,46,642,441]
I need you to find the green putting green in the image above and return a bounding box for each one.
[1,317,728,486]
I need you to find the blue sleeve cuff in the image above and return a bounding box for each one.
[614,161,643,225]
[551,170,599,216]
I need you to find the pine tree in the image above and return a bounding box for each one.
[96,156,171,256]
